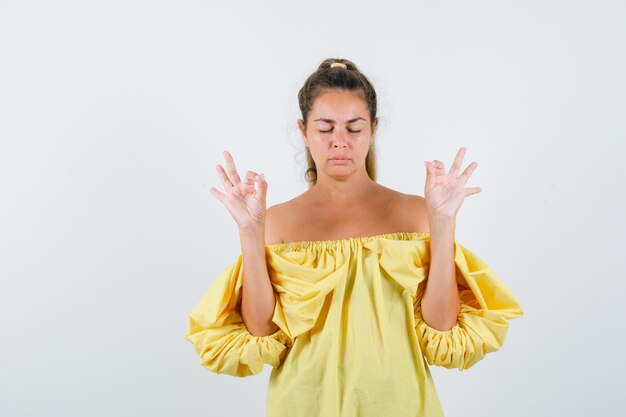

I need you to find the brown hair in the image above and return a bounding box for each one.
[297,58,379,187]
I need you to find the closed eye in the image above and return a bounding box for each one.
[319,129,361,133]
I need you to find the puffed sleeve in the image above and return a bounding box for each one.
[412,240,524,371]
[183,255,294,378]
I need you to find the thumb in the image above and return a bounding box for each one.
[256,173,268,204]
[424,161,435,191]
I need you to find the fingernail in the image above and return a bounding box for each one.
[261,173,265,181]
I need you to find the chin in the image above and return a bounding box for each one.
[325,170,355,179]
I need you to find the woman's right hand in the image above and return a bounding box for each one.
[209,150,268,232]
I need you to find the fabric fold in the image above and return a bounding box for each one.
[265,246,349,339]
[410,239,524,370]
[183,255,294,377]
[184,230,524,394]
[184,245,347,377]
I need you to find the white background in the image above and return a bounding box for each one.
[1,1,625,416]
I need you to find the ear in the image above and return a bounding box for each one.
[297,119,308,146]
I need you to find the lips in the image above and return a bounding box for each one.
[330,155,350,160]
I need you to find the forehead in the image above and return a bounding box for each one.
[310,90,369,122]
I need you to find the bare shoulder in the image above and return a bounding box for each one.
[400,192,430,233]
[378,185,430,233]
[265,203,286,245]
[265,197,301,245]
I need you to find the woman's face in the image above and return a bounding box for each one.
[298,89,378,180]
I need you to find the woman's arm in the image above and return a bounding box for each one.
[419,148,479,331]
[239,225,280,337]
[419,216,461,331]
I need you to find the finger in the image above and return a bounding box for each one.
[432,160,445,172]
[223,150,243,185]
[209,186,226,203]
[256,173,268,203]
[216,164,234,191]
[424,161,436,190]
[465,186,482,196]
[425,161,434,175]
[242,171,258,194]
[449,147,466,177]
[458,161,478,184]
[244,171,258,186]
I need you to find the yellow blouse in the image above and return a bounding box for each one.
[184,232,524,417]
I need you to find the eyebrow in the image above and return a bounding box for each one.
[313,117,366,123]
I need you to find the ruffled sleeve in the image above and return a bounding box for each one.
[411,239,524,371]
[183,254,294,378]
[184,243,340,378]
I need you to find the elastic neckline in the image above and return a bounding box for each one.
[265,231,430,251]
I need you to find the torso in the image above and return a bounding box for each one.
[266,183,430,245]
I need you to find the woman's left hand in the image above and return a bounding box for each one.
[424,146,482,220]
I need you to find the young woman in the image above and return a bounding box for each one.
[185,58,524,417]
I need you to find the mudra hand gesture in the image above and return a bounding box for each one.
[209,150,267,231]
[424,146,482,220]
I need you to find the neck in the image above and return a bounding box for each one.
[308,169,377,204]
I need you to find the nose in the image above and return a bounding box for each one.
[331,131,348,148]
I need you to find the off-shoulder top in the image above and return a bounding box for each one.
[184,232,524,417]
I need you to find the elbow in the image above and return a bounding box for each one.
[426,320,457,332]
[246,321,280,337]
[421,312,458,331]
[421,306,461,331]
[241,294,280,337]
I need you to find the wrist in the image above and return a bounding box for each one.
[239,225,265,237]
[428,213,456,228]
